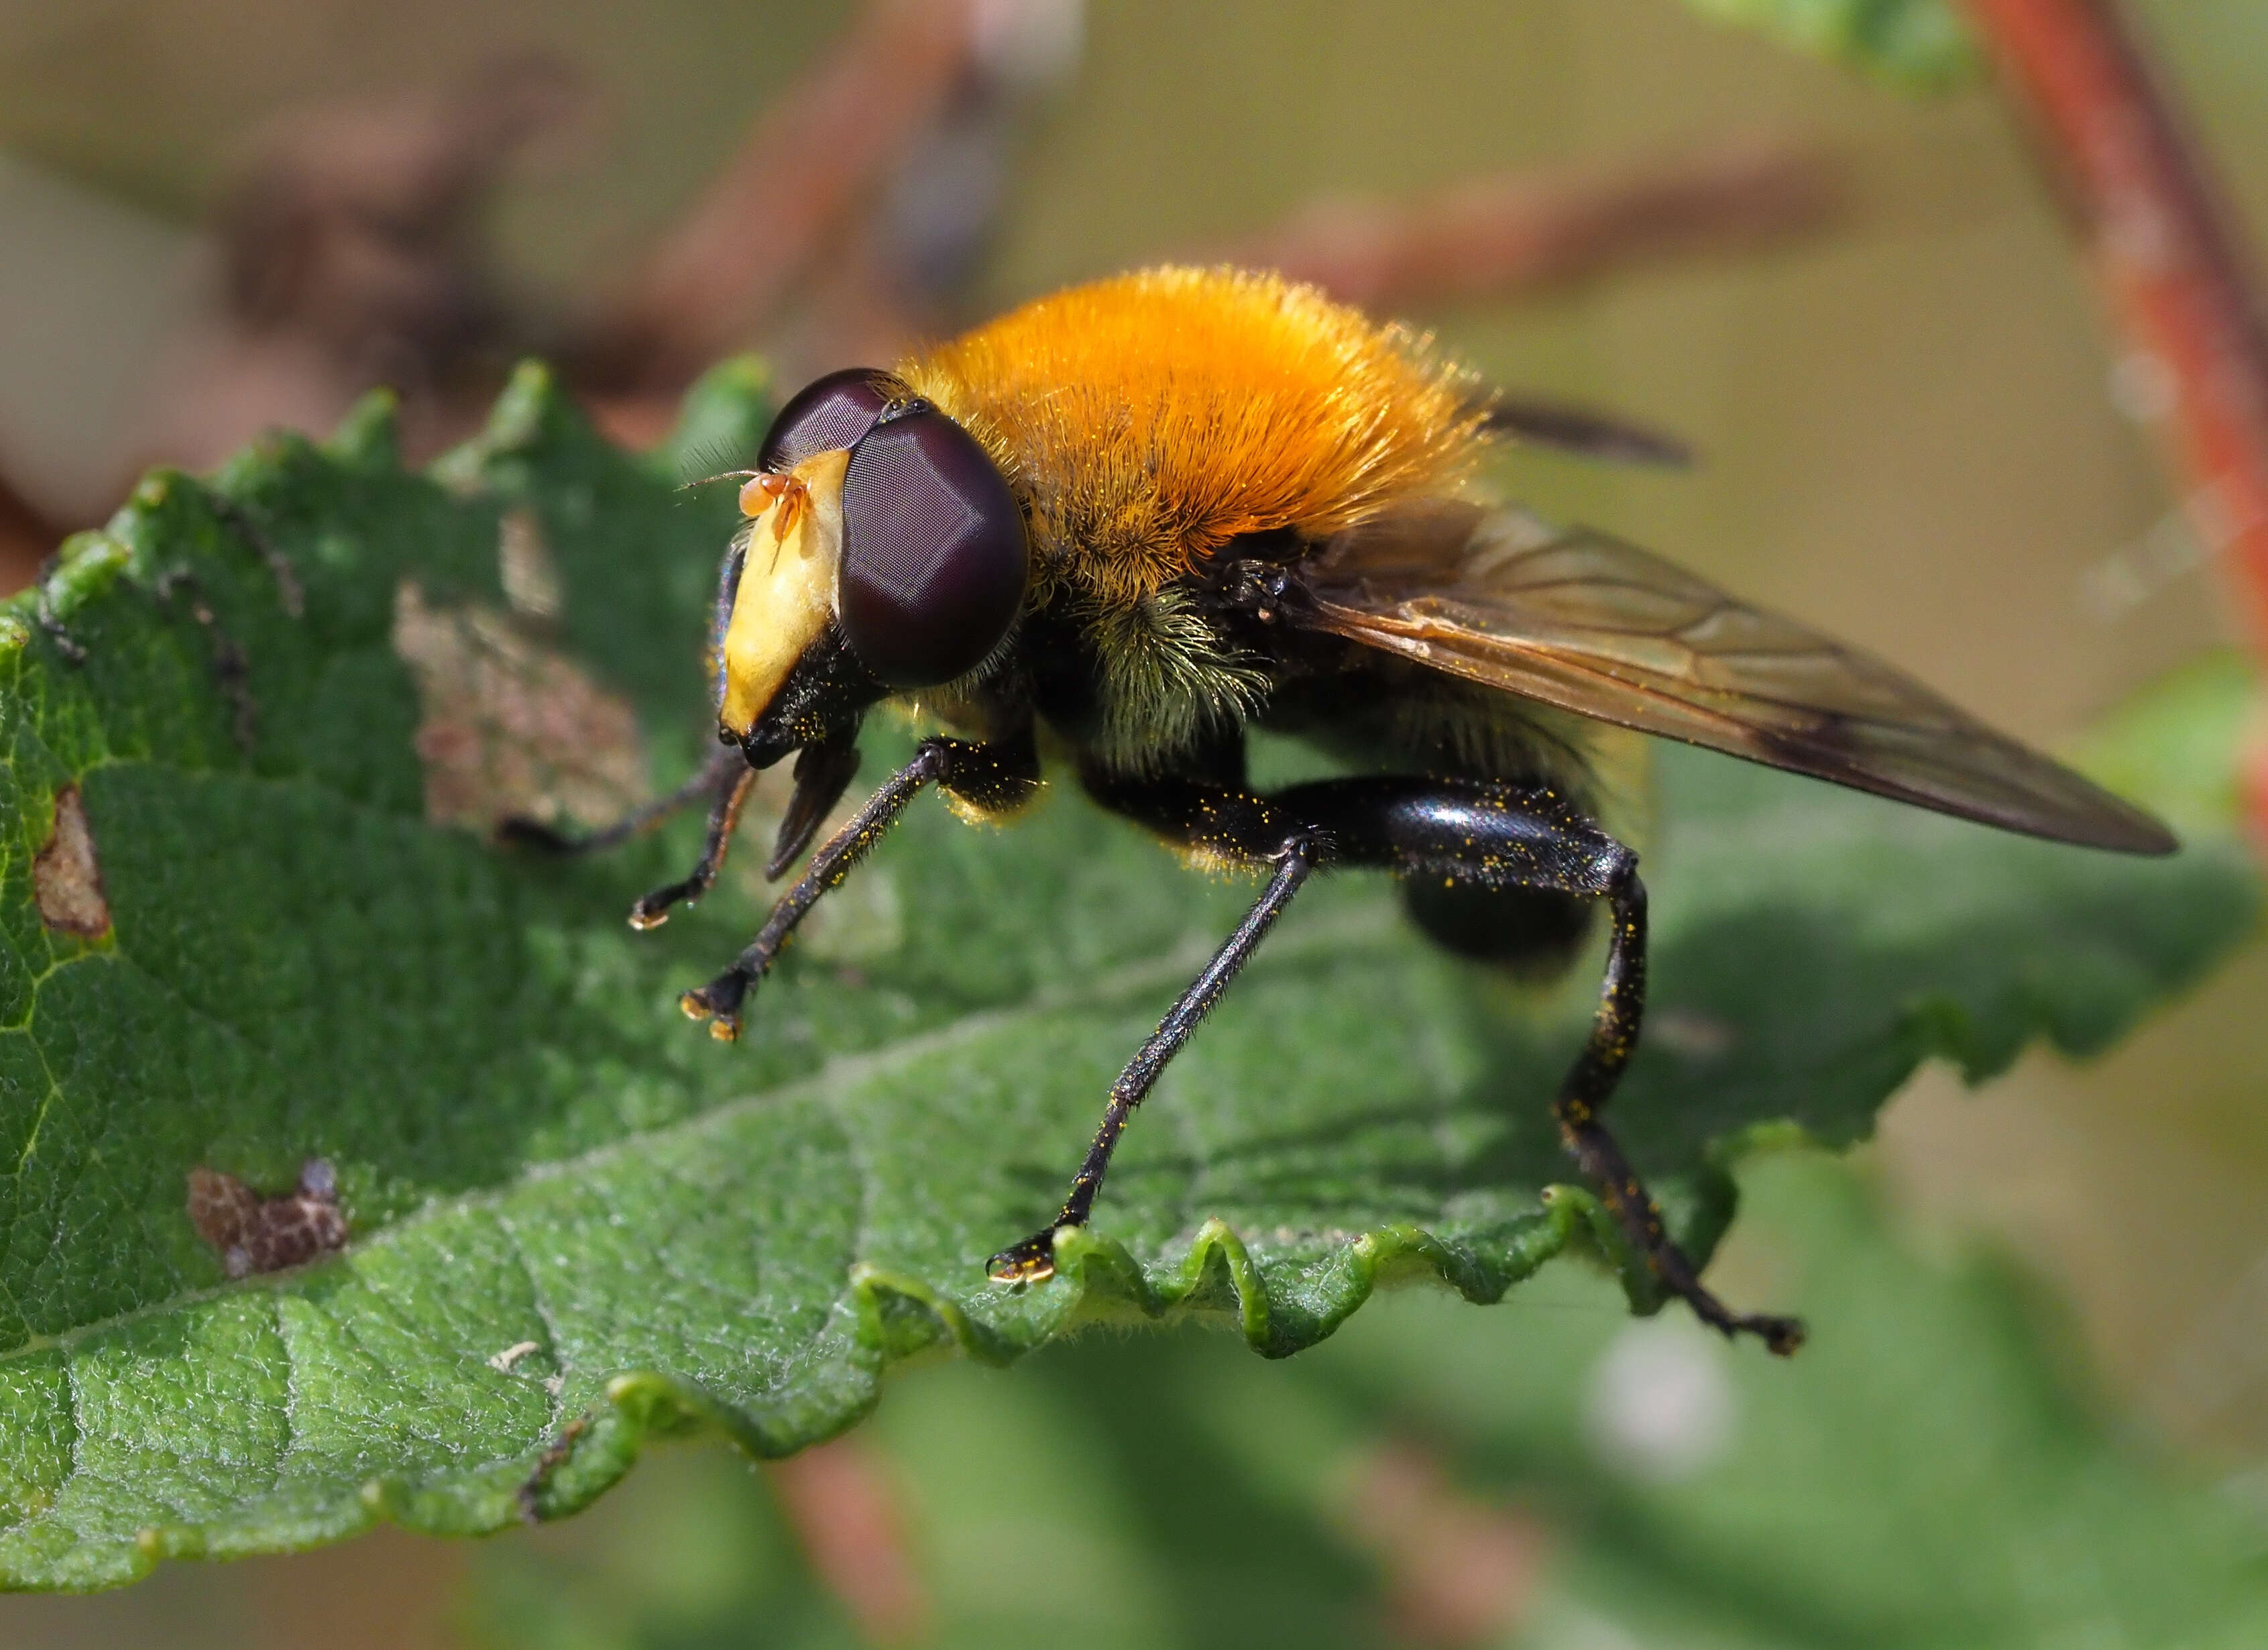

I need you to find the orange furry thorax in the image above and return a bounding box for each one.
[897,267,1485,604]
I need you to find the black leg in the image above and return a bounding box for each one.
[502,531,849,930]
[987,827,1316,1282]
[989,771,1320,1283]
[765,734,862,880]
[498,746,758,929]
[997,770,1803,1354]
[627,764,760,929]
[1548,873,1803,1355]
[499,746,745,858]
[1275,777,1801,1352]
[679,734,1039,1041]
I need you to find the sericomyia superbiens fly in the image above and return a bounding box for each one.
[508,266,2176,1355]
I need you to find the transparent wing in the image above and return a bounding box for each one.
[1297,501,2176,853]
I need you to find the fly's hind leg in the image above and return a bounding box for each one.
[1286,776,1803,1355]
[997,770,1803,1356]
[1544,849,1805,1356]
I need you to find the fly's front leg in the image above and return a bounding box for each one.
[631,730,864,925]
[627,764,760,929]
[500,746,745,859]
[499,746,756,927]
[1280,777,1805,1356]
[680,732,1039,1042]
[501,532,858,924]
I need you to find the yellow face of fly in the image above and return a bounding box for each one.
[718,449,850,741]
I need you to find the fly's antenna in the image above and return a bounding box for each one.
[676,467,765,494]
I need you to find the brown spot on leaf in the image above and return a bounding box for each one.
[33,783,110,937]
[392,580,645,833]
[518,1414,589,1525]
[187,1158,349,1278]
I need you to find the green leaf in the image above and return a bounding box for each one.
[1681,0,1982,91]
[0,363,2247,1588]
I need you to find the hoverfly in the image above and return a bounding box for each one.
[516,267,2174,1354]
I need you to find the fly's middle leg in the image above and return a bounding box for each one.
[988,773,1318,1282]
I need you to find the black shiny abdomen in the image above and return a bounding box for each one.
[1400,879,1597,977]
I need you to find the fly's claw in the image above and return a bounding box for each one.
[679,972,748,1042]
[1746,1314,1808,1358]
[630,876,703,930]
[986,1228,1062,1284]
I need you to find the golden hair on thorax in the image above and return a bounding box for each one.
[896,266,1487,606]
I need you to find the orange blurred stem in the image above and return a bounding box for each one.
[765,1435,929,1645]
[1960,0,2268,841]
[0,475,55,598]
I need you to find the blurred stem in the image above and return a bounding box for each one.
[764,1435,930,1645]
[1960,0,2268,840]
[1221,135,1841,314]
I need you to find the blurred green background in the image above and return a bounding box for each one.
[0,0,2263,1643]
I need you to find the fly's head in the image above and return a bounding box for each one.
[714,368,1029,768]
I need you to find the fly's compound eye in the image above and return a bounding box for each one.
[838,405,1025,688]
[757,367,899,474]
